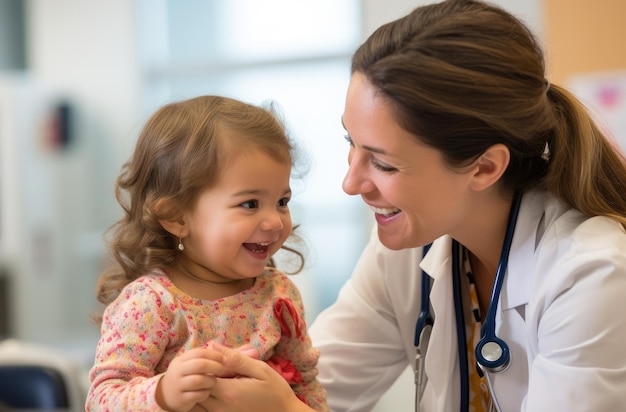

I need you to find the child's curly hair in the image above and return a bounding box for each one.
[94,96,305,322]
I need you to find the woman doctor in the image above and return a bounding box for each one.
[202,0,626,411]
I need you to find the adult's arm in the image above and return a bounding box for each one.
[309,228,423,412]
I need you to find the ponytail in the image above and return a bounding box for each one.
[350,0,626,228]
[546,84,626,228]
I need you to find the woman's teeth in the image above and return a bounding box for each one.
[370,206,400,217]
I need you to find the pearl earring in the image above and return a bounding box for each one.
[178,238,184,251]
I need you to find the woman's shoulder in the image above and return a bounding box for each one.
[534,190,625,251]
[530,191,626,287]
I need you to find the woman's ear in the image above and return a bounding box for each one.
[470,143,510,191]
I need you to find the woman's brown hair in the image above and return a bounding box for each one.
[352,0,626,226]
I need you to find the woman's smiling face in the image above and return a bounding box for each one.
[341,72,474,250]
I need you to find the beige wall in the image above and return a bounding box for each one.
[544,0,626,84]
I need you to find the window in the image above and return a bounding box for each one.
[137,0,371,319]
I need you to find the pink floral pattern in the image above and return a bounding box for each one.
[267,354,303,384]
[86,268,327,411]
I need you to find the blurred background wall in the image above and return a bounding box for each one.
[0,0,624,410]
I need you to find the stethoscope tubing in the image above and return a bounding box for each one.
[414,191,522,412]
[414,243,433,347]
[452,239,469,411]
[475,192,522,373]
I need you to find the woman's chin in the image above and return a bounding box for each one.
[377,229,410,250]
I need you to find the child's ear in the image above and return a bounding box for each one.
[469,143,510,192]
[159,218,188,238]
[155,197,188,237]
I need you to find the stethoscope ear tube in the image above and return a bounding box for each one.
[414,243,433,347]
[415,323,432,412]
[415,243,433,412]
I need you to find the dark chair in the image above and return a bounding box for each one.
[0,365,70,409]
[0,339,87,411]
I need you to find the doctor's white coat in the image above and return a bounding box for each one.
[310,190,626,411]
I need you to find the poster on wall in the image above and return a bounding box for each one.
[567,70,626,155]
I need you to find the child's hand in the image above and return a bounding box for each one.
[219,343,261,378]
[196,343,314,412]
[155,347,225,412]
[235,343,261,360]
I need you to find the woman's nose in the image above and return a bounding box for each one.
[342,157,374,196]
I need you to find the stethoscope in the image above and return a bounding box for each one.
[414,192,522,412]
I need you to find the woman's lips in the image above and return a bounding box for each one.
[369,205,401,217]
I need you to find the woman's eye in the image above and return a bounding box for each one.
[278,197,291,207]
[343,134,354,146]
[372,160,396,173]
[241,200,259,209]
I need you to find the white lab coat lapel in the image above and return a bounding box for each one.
[500,191,545,312]
[420,236,461,411]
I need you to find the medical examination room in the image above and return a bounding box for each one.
[1,0,625,410]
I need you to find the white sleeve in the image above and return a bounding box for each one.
[309,229,422,412]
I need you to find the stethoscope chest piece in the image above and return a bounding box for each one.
[480,341,503,363]
[476,337,510,373]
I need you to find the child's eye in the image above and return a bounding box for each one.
[240,200,259,209]
[343,134,354,146]
[278,197,290,207]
